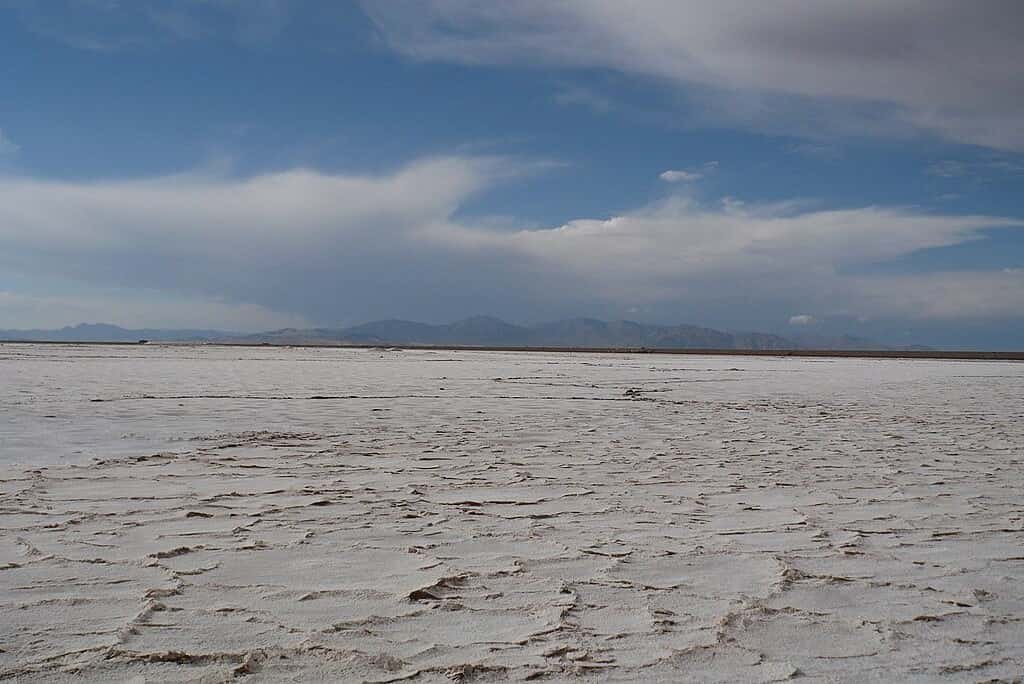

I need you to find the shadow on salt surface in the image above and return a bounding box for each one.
[606,554,782,596]
[425,485,593,506]
[191,547,448,595]
[426,538,570,574]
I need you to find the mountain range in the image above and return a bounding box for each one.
[0,322,226,343]
[0,317,916,351]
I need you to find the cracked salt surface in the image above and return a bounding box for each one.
[1,344,1023,681]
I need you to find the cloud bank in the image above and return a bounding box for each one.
[1,156,1021,329]
[364,1,1024,150]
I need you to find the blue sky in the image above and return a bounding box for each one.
[1,1,1023,348]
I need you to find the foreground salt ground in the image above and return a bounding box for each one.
[1,346,1023,681]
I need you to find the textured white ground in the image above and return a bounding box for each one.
[1,344,1023,682]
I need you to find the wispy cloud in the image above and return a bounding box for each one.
[364,1,1024,150]
[659,170,702,183]
[789,142,843,161]
[5,0,293,51]
[927,160,968,178]
[927,157,1024,180]
[552,85,613,113]
[661,162,718,183]
[0,129,18,156]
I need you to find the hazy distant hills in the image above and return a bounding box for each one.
[240,316,912,350]
[0,316,920,350]
[0,322,227,343]
[236,316,799,349]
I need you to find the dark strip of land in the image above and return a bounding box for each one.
[2,339,1022,361]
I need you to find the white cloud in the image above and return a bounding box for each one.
[427,195,1023,319]
[789,314,815,326]
[0,155,503,255]
[659,170,702,183]
[435,199,1014,283]
[0,155,1021,327]
[364,1,1024,150]
[0,156,525,325]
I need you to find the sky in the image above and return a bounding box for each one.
[1,1,1023,348]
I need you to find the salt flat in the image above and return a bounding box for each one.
[1,344,1023,682]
